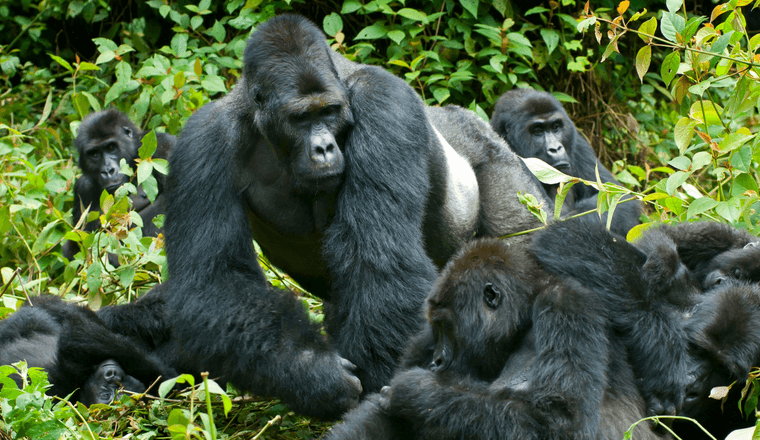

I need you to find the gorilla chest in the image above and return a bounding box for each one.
[239,173,334,297]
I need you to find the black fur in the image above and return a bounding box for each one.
[490,89,642,236]
[162,14,547,419]
[0,295,175,405]
[326,237,663,440]
[63,109,174,262]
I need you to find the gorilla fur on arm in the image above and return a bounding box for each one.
[162,14,548,419]
[490,89,642,236]
[63,109,174,263]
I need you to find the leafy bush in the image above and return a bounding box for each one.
[1,0,759,437]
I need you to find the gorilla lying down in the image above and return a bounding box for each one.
[326,219,760,440]
[0,288,176,405]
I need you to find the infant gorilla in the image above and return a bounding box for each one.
[327,234,664,440]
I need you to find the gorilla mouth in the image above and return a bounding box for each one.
[552,161,571,172]
[105,176,129,193]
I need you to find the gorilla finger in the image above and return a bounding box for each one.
[338,356,358,372]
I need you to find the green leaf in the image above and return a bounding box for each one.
[342,0,362,14]
[638,17,657,42]
[432,87,451,104]
[397,8,428,22]
[674,117,697,153]
[731,145,753,173]
[666,0,683,13]
[689,100,723,126]
[387,30,405,45]
[201,75,227,93]
[521,157,574,185]
[661,51,680,87]
[72,93,90,118]
[323,12,343,35]
[687,197,718,219]
[540,29,560,54]
[668,155,691,171]
[636,45,651,83]
[171,33,188,57]
[716,199,742,223]
[526,6,550,15]
[142,175,159,202]
[711,31,734,54]
[207,20,226,42]
[87,260,103,293]
[355,24,387,40]
[460,0,479,18]
[139,131,158,160]
[661,12,686,42]
[666,170,691,195]
[691,151,712,171]
[49,54,73,72]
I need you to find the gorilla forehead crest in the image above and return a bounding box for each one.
[243,14,344,101]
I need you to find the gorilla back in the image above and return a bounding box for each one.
[164,14,547,418]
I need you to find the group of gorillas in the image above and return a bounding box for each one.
[2,13,759,439]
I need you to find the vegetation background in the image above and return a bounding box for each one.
[1,0,759,438]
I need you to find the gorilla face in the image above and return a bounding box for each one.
[79,359,146,405]
[524,106,573,173]
[701,242,760,288]
[245,19,353,194]
[76,110,140,192]
[425,240,535,381]
[491,91,574,174]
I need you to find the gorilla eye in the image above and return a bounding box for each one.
[88,150,101,158]
[104,143,117,152]
[530,126,543,136]
[551,121,561,130]
[321,104,342,116]
[483,283,501,309]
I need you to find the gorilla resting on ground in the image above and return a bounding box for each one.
[163,14,548,418]
[630,222,760,439]
[538,219,760,439]
[63,109,174,263]
[326,236,665,440]
[0,295,176,405]
[490,89,642,236]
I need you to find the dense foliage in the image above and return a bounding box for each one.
[1,0,759,438]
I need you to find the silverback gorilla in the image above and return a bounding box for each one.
[490,89,642,236]
[63,109,174,263]
[163,14,548,419]
[0,295,176,405]
[325,236,666,440]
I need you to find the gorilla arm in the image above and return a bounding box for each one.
[321,65,439,392]
[163,90,361,419]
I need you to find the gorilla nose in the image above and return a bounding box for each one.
[311,142,338,165]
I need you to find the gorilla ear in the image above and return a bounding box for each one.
[123,126,133,138]
[483,283,501,309]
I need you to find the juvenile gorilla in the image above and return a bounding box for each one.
[163,14,548,418]
[0,295,176,405]
[326,238,664,440]
[490,89,642,236]
[63,109,174,262]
